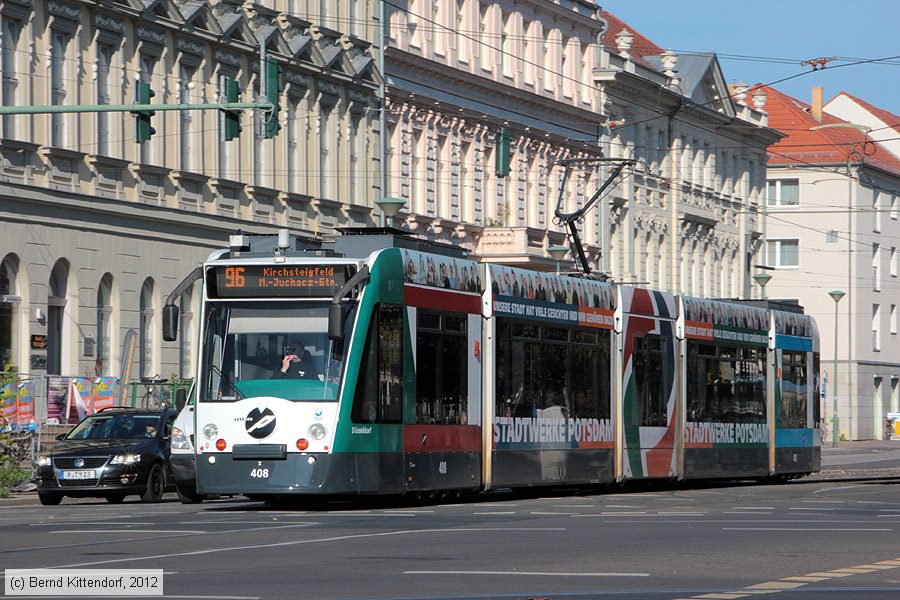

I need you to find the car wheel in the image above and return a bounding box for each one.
[105,493,126,504]
[140,464,165,503]
[175,483,205,504]
[38,492,63,506]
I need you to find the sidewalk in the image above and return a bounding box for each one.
[813,438,900,480]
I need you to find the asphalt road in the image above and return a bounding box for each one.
[2,474,900,600]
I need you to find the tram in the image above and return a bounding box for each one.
[163,228,820,501]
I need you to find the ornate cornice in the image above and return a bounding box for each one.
[177,37,204,57]
[215,48,240,67]
[47,0,78,20]
[137,25,166,46]
[95,13,125,35]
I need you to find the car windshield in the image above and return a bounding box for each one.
[67,414,160,440]
[200,301,350,403]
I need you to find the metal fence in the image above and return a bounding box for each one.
[0,372,191,474]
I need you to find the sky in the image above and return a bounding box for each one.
[602,1,900,115]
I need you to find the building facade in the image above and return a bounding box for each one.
[761,85,900,440]
[383,2,780,298]
[0,0,381,383]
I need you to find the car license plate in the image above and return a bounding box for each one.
[62,470,95,480]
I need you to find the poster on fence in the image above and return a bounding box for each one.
[1,382,16,430]
[46,376,69,424]
[15,381,35,429]
[92,377,117,412]
[68,378,93,423]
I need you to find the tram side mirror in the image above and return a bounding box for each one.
[162,304,179,342]
[175,387,187,412]
[328,303,346,342]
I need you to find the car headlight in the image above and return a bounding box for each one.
[308,423,327,441]
[171,427,192,451]
[37,456,51,467]
[203,424,218,440]
[110,454,141,465]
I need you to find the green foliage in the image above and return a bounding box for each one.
[0,462,29,499]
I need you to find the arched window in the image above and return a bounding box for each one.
[0,255,20,371]
[47,259,69,376]
[97,273,113,376]
[139,278,154,378]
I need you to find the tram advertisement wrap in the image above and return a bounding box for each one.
[684,421,768,448]
[493,417,614,449]
[682,297,768,346]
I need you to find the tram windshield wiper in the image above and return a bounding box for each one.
[209,362,246,402]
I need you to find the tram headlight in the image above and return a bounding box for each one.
[203,424,218,440]
[308,423,326,441]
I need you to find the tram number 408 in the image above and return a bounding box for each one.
[250,468,270,478]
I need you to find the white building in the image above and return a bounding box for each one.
[383,3,781,299]
[0,0,381,382]
[761,85,900,440]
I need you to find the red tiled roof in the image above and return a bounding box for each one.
[829,90,900,136]
[761,84,900,175]
[600,10,664,70]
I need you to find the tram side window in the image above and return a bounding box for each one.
[416,311,468,424]
[495,319,611,421]
[351,304,403,424]
[686,343,766,422]
[633,335,668,427]
[781,351,808,428]
[812,353,821,427]
[571,330,611,420]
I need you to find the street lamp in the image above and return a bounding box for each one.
[376,197,406,228]
[829,289,846,447]
[547,245,568,275]
[752,272,772,300]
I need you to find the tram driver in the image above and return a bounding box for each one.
[272,338,317,380]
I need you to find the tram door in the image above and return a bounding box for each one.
[620,288,678,479]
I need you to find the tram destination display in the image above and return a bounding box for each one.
[207,264,349,298]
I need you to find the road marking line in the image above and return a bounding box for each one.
[732,507,774,510]
[472,512,516,515]
[855,564,897,570]
[723,527,891,531]
[876,560,900,566]
[693,594,749,599]
[805,571,853,578]
[657,512,707,516]
[403,570,649,577]
[782,576,829,582]
[530,511,581,515]
[50,530,206,534]
[748,582,806,590]
[30,522,155,526]
[831,567,877,573]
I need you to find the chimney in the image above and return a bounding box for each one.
[811,86,823,123]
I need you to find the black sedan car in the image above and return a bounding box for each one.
[36,407,178,505]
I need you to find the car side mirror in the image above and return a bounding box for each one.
[55,433,67,441]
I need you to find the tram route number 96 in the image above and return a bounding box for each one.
[250,468,270,478]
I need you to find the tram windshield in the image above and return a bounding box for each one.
[200,301,347,403]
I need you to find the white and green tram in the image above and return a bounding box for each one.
[163,229,820,503]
